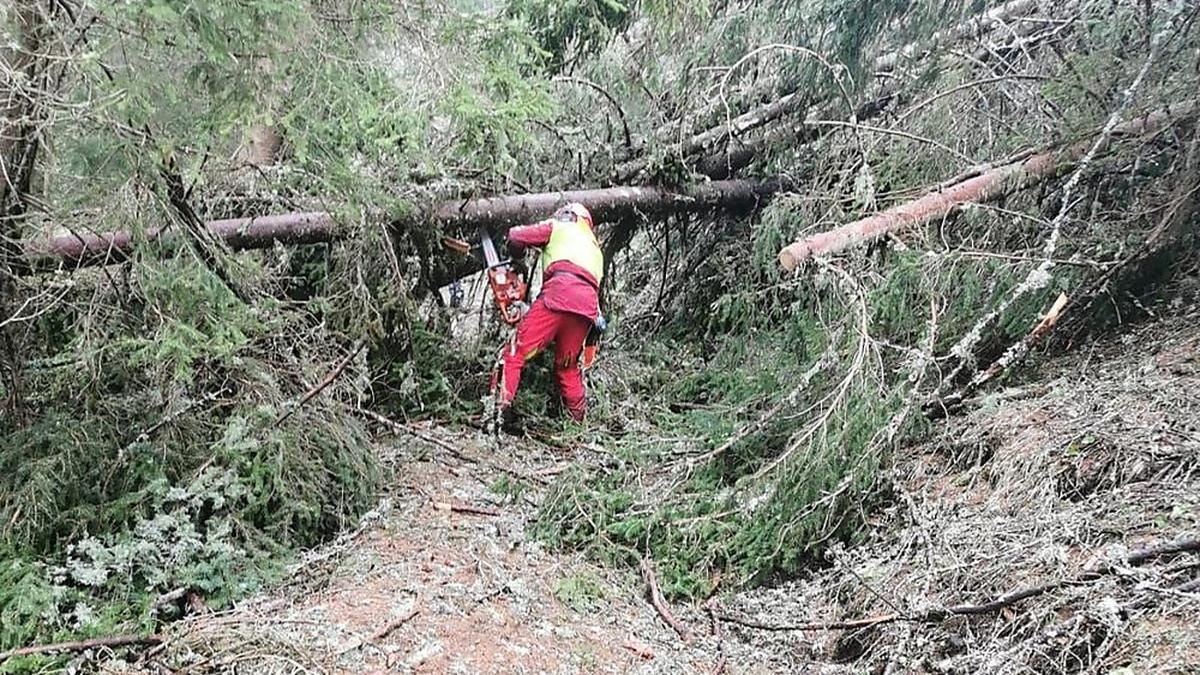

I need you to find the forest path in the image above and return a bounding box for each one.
[144,426,729,674]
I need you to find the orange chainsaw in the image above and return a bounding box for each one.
[479,226,528,326]
[582,313,606,369]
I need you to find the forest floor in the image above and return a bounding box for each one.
[117,284,1200,674]
[126,427,729,674]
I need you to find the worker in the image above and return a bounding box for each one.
[498,202,605,423]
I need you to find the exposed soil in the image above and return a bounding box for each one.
[134,430,722,674]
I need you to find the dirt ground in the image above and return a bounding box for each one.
[135,429,727,674]
[123,293,1200,674]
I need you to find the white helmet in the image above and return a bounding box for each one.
[554,202,594,229]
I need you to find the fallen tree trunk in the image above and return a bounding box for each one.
[433,179,779,228]
[871,0,1040,73]
[18,212,339,272]
[17,179,783,273]
[618,0,1044,182]
[778,100,1200,270]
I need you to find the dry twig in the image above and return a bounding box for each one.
[0,634,163,662]
[371,605,420,642]
[641,558,693,642]
[274,340,366,428]
[706,599,728,675]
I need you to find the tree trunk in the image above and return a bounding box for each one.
[778,101,1199,271]
[18,179,785,273]
[236,124,284,167]
[433,178,780,228]
[19,212,339,272]
[1,0,50,424]
[1,0,46,237]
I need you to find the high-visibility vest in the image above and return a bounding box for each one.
[543,217,604,282]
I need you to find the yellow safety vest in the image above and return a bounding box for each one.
[543,217,604,282]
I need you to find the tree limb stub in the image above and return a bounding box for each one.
[778,100,1199,271]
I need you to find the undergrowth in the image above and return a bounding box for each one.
[535,202,1073,598]
[0,257,380,661]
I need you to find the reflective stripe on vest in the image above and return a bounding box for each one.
[543,218,604,282]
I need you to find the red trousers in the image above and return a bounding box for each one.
[499,298,590,420]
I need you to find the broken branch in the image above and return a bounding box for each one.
[371,604,420,641]
[1127,536,1200,566]
[0,634,163,662]
[273,340,366,428]
[936,292,1068,413]
[640,558,693,642]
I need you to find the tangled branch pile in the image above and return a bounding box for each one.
[536,0,1200,601]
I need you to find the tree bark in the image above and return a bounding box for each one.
[1,1,43,275]
[778,100,1200,270]
[19,212,339,272]
[0,1,46,224]
[1,0,51,424]
[17,179,785,273]
[236,124,284,167]
[433,178,780,229]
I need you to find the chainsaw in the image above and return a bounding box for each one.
[478,226,528,326]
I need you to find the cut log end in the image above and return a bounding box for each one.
[778,245,807,271]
